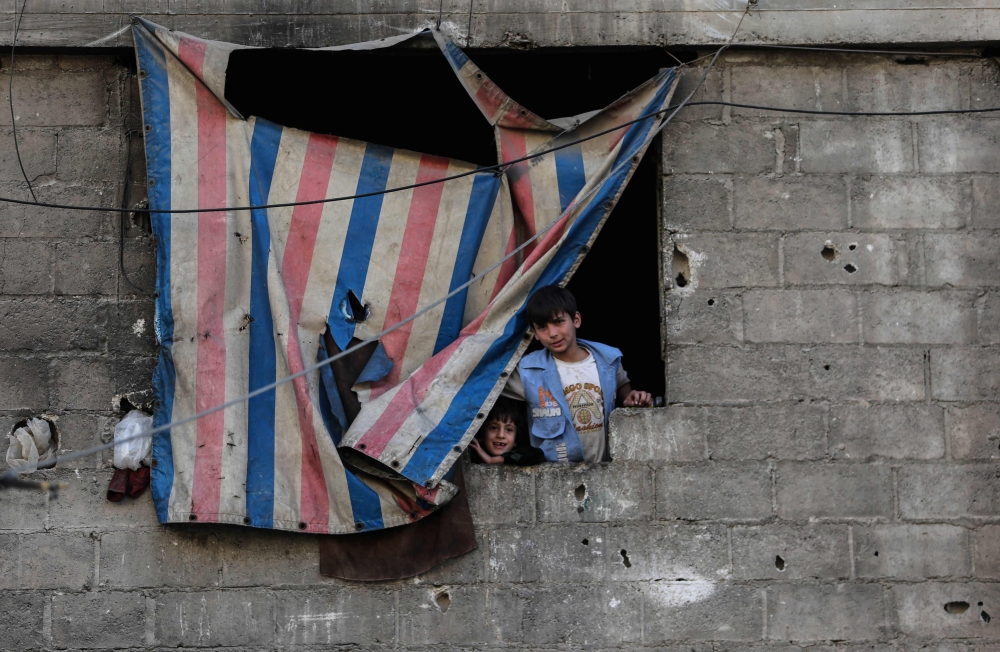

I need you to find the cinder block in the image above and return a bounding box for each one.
[705,404,825,461]
[666,291,743,344]
[800,119,912,173]
[0,129,56,180]
[662,120,777,175]
[776,463,893,519]
[274,588,396,645]
[0,592,45,649]
[19,530,93,589]
[829,405,945,461]
[948,405,1000,460]
[854,524,970,579]
[398,585,488,646]
[852,176,969,230]
[608,407,705,463]
[732,65,843,116]
[671,67,724,121]
[464,463,534,526]
[932,348,1000,401]
[744,289,857,343]
[766,583,884,641]
[972,175,1000,229]
[783,232,907,286]
[54,241,118,295]
[0,297,106,351]
[656,463,772,521]
[847,63,965,113]
[219,528,320,587]
[51,591,145,649]
[979,291,1000,344]
[1,69,108,127]
[4,183,115,239]
[892,582,1000,638]
[489,524,607,583]
[671,232,779,289]
[490,583,643,645]
[663,174,731,231]
[732,524,850,580]
[926,234,1000,288]
[52,412,111,470]
[644,583,762,642]
[51,357,114,410]
[669,345,924,403]
[107,298,157,354]
[0,239,54,294]
[0,483,47,530]
[0,534,16,588]
[535,462,652,523]
[100,529,223,588]
[734,176,848,231]
[155,589,275,647]
[605,523,730,581]
[861,291,977,345]
[48,470,159,530]
[55,127,122,182]
[898,464,1000,520]
[0,355,48,409]
[972,525,1000,578]
[918,119,1000,173]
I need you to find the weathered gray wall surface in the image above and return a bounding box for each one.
[3,1,1000,49]
[2,37,1000,652]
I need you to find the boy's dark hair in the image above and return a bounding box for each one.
[525,285,578,327]
[476,396,530,447]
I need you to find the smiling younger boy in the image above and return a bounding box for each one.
[503,285,652,463]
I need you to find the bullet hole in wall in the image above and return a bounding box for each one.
[574,483,587,501]
[581,538,589,546]
[944,601,970,615]
[775,555,785,571]
[823,364,831,371]
[844,263,857,274]
[707,298,715,306]
[848,243,857,251]
[874,551,879,556]
[821,245,838,261]
[983,610,992,624]
[435,591,451,613]
[620,549,632,568]
[672,245,690,288]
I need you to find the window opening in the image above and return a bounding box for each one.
[226,40,677,403]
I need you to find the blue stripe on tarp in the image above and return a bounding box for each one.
[402,71,679,485]
[554,144,586,213]
[328,143,393,349]
[442,40,471,71]
[345,471,385,531]
[433,172,501,354]
[135,25,175,524]
[245,117,282,529]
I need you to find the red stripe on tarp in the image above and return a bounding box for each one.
[492,128,535,299]
[186,39,229,521]
[282,133,339,532]
[353,335,466,459]
[369,154,450,400]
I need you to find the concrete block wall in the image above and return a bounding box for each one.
[2,49,1000,650]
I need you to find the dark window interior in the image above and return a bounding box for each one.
[226,36,683,398]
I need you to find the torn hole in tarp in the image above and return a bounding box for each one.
[339,289,370,324]
[318,329,395,443]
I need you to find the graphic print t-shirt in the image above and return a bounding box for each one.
[553,349,629,463]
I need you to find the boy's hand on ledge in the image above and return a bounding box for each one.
[622,390,653,407]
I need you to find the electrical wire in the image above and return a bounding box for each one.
[0,34,728,491]
[119,127,148,292]
[8,0,35,202]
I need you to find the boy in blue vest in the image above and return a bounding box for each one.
[502,285,652,463]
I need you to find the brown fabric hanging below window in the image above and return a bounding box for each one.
[318,464,476,581]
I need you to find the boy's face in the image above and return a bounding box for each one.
[482,418,516,456]
[532,310,581,356]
